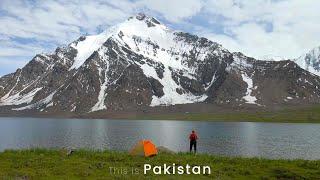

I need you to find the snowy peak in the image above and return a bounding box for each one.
[295,46,320,76]
[68,13,170,70]
[68,12,224,72]
[129,13,164,28]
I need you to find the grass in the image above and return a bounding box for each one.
[136,105,320,123]
[0,149,320,179]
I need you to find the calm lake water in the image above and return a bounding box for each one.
[0,117,320,160]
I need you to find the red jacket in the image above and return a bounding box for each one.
[189,132,198,141]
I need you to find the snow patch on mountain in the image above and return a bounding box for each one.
[1,71,21,100]
[69,27,118,70]
[91,82,108,112]
[0,71,44,106]
[13,90,56,111]
[204,73,217,91]
[138,62,207,106]
[91,58,110,112]
[241,73,258,104]
[0,87,43,106]
[229,53,253,71]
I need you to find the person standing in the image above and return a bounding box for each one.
[189,130,198,153]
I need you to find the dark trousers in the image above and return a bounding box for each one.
[190,140,197,153]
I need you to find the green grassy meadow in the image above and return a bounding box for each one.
[0,149,320,179]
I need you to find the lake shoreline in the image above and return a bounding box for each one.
[0,149,319,179]
[1,103,320,123]
[1,114,319,124]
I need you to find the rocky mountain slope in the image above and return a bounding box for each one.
[1,13,320,114]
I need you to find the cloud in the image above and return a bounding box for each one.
[200,0,320,59]
[136,0,203,22]
[0,0,133,42]
[0,58,29,76]
[0,0,137,75]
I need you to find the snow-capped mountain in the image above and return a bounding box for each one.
[1,13,320,114]
[295,46,320,76]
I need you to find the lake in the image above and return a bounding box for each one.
[0,117,320,160]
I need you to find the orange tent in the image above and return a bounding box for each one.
[129,140,158,157]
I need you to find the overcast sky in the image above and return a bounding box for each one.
[0,0,320,76]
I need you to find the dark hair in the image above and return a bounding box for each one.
[192,130,195,133]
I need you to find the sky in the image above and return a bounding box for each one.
[0,0,320,76]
